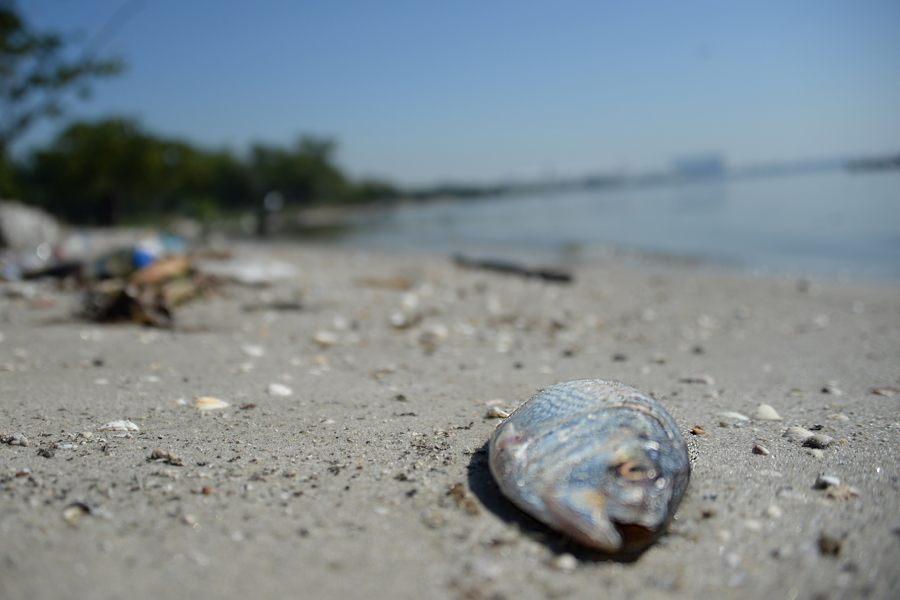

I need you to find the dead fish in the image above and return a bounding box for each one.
[489,379,690,554]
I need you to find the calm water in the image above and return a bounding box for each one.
[341,170,900,280]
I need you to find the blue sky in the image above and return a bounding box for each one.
[17,0,900,184]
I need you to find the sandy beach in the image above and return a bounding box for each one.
[1,243,898,599]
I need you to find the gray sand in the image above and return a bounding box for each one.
[1,243,898,599]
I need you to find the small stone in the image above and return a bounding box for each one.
[62,502,91,527]
[802,434,834,449]
[241,344,265,358]
[765,504,782,519]
[98,420,139,432]
[1,432,29,447]
[752,443,770,456]
[820,382,842,396]
[870,386,898,397]
[485,406,510,419]
[690,425,707,436]
[825,485,860,501]
[267,383,293,397]
[149,448,184,466]
[783,426,814,443]
[813,474,840,489]
[312,330,338,348]
[194,396,229,411]
[754,404,782,421]
[550,553,578,573]
[817,532,842,556]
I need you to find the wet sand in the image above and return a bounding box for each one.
[1,243,898,599]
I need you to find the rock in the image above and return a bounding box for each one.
[549,553,578,573]
[752,443,770,456]
[267,383,293,397]
[194,396,229,411]
[754,404,782,421]
[783,426,814,443]
[1,432,29,447]
[813,474,840,489]
[802,434,834,449]
[98,420,139,432]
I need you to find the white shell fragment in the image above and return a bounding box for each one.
[754,404,782,421]
[486,406,511,419]
[267,383,293,397]
[194,396,230,411]
[98,420,139,432]
[783,426,814,443]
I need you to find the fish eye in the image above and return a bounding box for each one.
[615,460,657,481]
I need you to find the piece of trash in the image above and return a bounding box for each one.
[194,396,229,411]
[452,254,573,284]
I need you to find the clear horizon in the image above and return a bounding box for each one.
[16,0,900,185]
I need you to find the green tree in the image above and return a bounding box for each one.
[0,1,123,195]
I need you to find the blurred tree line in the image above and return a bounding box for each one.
[0,2,398,225]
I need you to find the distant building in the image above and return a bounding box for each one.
[672,154,726,179]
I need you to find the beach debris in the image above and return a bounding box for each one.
[98,420,140,432]
[485,405,510,419]
[817,532,842,557]
[870,386,898,397]
[717,411,749,427]
[267,383,293,397]
[148,448,184,466]
[61,502,92,527]
[813,474,841,490]
[1,432,29,446]
[690,425,707,436]
[312,330,338,348]
[802,433,835,449]
[752,443,770,456]
[754,404,782,421]
[195,258,297,286]
[680,375,715,385]
[489,380,690,554]
[447,483,481,516]
[549,553,578,572]
[194,396,229,411]
[452,254,573,284]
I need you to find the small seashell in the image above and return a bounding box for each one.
[802,434,834,449]
[62,502,91,527]
[267,383,293,397]
[813,474,840,489]
[194,396,229,411]
[717,411,749,427]
[752,443,770,456]
[783,426,814,443]
[98,420,139,432]
[765,504,782,519]
[870,386,898,397]
[754,404,782,421]
[486,406,510,419]
[312,330,338,347]
[241,344,265,358]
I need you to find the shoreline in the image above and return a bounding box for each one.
[1,242,898,599]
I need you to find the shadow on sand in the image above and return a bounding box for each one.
[466,441,650,564]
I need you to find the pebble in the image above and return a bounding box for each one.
[98,420,139,432]
[312,330,338,348]
[802,434,834,449]
[194,396,230,411]
[754,404,782,421]
[549,553,578,573]
[783,426,814,443]
[717,411,749,427]
[241,344,265,358]
[752,443,770,456]
[765,504,783,519]
[267,383,293,397]
[813,474,840,489]
[1,433,29,447]
[485,406,510,419]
